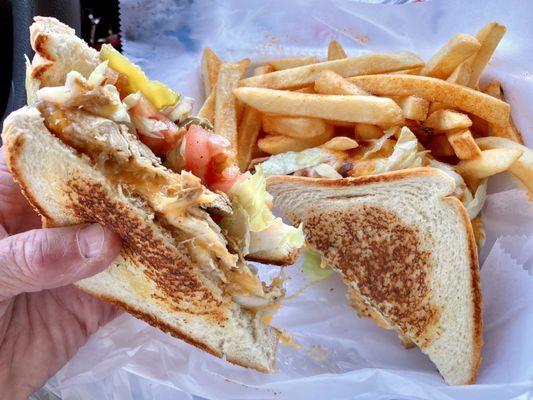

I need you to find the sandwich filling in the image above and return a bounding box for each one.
[30,54,298,311]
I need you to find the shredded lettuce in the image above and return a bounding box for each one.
[374,127,428,173]
[25,55,40,106]
[302,250,333,282]
[464,179,488,219]
[231,167,275,231]
[259,148,335,176]
[249,218,304,255]
[221,166,304,256]
[428,159,465,188]
[363,128,396,159]
[314,163,342,178]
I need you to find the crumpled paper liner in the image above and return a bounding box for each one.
[43,0,533,398]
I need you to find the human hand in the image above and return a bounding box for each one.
[0,148,122,399]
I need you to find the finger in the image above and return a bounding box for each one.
[0,224,122,300]
[0,147,41,234]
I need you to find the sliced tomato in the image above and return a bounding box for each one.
[183,125,241,192]
[130,96,180,155]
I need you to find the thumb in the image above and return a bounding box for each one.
[0,224,122,300]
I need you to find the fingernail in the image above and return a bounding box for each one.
[77,224,105,258]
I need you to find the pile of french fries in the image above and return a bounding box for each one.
[197,22,533,204]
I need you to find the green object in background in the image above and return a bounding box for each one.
[302,249,333,282]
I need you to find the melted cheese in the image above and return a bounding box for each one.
[278,330,301,350]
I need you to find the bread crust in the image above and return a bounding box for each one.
[266,167,452,188]
[445,196,483,384]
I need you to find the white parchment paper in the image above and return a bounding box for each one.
[45,1,533,398]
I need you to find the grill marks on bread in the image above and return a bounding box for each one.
[303,205,439,343]
[67,179,225,318]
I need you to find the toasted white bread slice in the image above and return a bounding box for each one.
[2,107,278,372]
[267,169,482,385]
[28,16,298,266]
[30,17,99,86]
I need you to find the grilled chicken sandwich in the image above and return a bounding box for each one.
[267,169,483,385]
[1,17,304,372]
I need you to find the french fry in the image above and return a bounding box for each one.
[201,48,222,96]
[236,58,251,74]
[427,101,446,114]
[349,74,510,127]
[254,65,274,75]
[235,59,251,124]
[467,22,506,88]
[235,65,272,171]
[492,123,523,144]
[388,67,423,75]
[239,51,424,89]
[429,62,472,114]
[354,123,383,140]
[476,137,533,199]
[424,109,472,131]
[262,115,333,139]
[268,56,317,71]
[295,86,315,94]
[447,62,471,86]
[446,129,482,160]
[325,120,354,127]
[427,135,455,157]
[198,91,215,121]
[215,62,249,147]
[328,39,347,60]
[395,96,429,121]
[321,136,359,151]
[314,70,370,96]
[348,159,380,177]
[482,81,524,144]
[421,34,481,79]
[469,114,491,137]
[233,87,404,126]
[258,130,333,155]
[483,80,503,98]
[237,106,262,171]
[456,148,523,179]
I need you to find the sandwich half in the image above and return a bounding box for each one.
[3,106,278,370]
[267,168,483,385]
[1,17,305,371]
